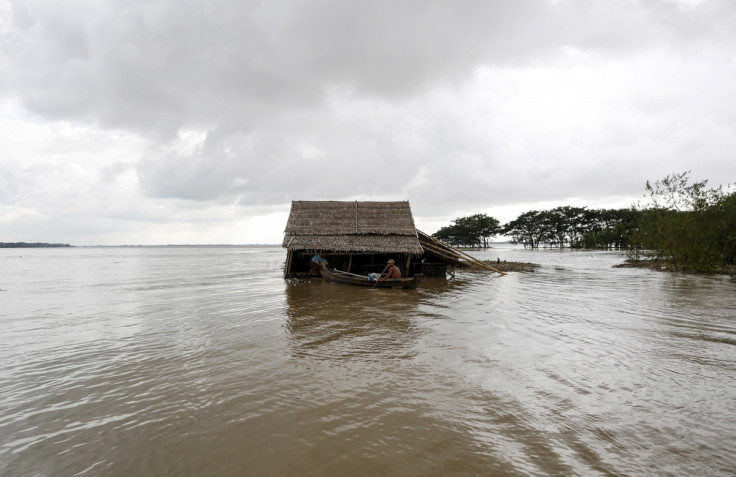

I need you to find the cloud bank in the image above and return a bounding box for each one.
[1,0,735,244]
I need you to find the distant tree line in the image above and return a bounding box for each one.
[0,242,72,248]
[433,207,639,250]
[502,206,640,249]
[431,172,735,273]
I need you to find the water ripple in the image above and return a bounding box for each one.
[1,246,735,476]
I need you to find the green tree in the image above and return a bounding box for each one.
[632,171,734,272]
[455,213,501,248]
[503,210,552,249]
[433,213,501,248]
[432,225,459,245]
[546,206,587,247]
[502,206,639,249]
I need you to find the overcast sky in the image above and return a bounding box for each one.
[1,0,735,245]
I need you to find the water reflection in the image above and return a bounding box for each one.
[284,280,424,360]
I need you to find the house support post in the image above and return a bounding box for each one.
[284,249,293,278]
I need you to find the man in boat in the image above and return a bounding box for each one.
[378,259,401,282]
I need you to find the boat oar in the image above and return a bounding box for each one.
[372,264,389,288]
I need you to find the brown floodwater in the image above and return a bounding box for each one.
[1,246,734,476]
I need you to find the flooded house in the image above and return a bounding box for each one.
[282,200,489,278]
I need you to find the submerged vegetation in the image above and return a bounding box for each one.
[432,172,735,274]
[631,172,735,273]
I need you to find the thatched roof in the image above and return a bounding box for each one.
[282,201,423,254]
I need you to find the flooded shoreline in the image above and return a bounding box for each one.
[614,257,736,276]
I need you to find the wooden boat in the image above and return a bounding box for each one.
[320,266,424,290]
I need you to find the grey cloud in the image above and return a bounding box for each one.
[3,0,736,234]
[7,0,723,133]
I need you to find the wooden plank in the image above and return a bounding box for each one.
[420,233,505,276]
[419,241,466,266]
